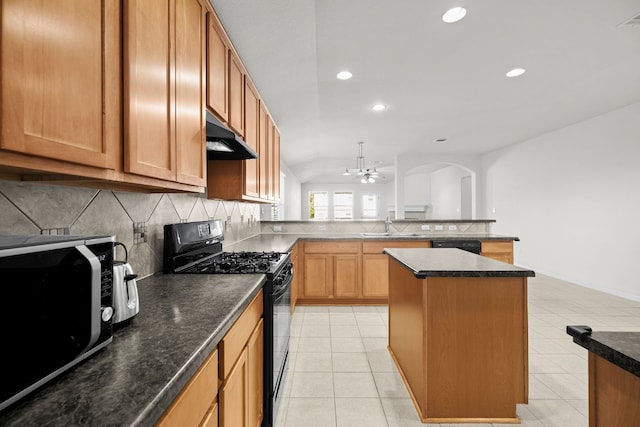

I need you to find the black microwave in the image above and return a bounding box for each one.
[0,234,115,411]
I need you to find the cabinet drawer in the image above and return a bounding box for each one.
[481,241,513,253]
[219,290,263,379]
[304,241,359,254]
[157,348,218,427]
[362,240,430,254]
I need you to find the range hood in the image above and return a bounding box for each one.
[206,111,258,160]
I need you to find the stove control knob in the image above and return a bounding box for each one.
[101,306,114,322]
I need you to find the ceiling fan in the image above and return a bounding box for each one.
[342,141,382,183]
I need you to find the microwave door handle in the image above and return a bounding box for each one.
[75,245,102,352]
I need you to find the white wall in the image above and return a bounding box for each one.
[281,162,302,220]
[483,101,640,300]
[404,172,431,205]
[430,166,471,219]
[301,182,391,220]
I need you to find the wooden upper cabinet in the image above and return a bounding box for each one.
[258,103,270,200]
[206,12,229,122]
[175,0,207,186]
[124,0,174,182]
[228,51,245,137]
[1,0,120,169]
[125,0,206,186]
[243,79,259,198]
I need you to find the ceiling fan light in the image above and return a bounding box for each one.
[343,169,350,176]
[361,178,367,184]
[369,177,375,183]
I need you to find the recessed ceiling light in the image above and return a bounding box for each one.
[371,103,386,111]
[336,71,352,80]
[442,7,467,23]
[506,68,526,77]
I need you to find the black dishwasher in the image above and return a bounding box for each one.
[431,240,481,254]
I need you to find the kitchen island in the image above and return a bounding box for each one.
[384,248,535,423]
[567,326,640,426]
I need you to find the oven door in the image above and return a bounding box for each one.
[271,265,292,421]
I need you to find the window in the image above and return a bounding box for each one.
[309,191,329,219]
[334,192,353,219]
[361,194,379,219]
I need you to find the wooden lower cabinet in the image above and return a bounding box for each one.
[302,254,332,298]
[156,349,219,427]
[220,347,249,427]
[219,291,263,427]
[290,252,362,300]
[247,320,264,427]
[220,320,264,427]
[301,241,360,301]
[481,240,514,264]
[334,255,360,298]
[362,241,431,298]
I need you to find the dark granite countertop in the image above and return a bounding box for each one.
[0,274,265,427]
[383,247,535,278]
[567,326,640,378]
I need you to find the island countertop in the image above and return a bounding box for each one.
[383,247,535,278]
[567,327,640,378]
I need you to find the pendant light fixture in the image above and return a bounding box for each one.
[342,142,380,183]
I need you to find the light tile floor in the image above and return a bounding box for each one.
[275,274,640,427]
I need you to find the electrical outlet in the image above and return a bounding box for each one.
[318,225,327,231]
[421,224,430,231]
[448,225,457,231]
[273,225,282,232]
[434,225,444,231]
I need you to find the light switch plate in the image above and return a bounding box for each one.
[448,225,457,231]
[434,225,444,231]
[421,224,430,231]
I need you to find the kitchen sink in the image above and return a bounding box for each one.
[360,232,419,237]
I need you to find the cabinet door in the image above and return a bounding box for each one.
[480,241,514,264]
[303,254,332,297]
[362,254,389,298]
[124,0,175,181]
[206,12,229,121]
[228,52,245,136]
[175,0,206,186]
[1,0,119,169]
[334,255,360,298]
[220,347,249,427]
[243,79,259,198]
[247,320,264,427]
[258,103,270,200]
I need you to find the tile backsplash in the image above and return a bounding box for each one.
[0,181,261,278]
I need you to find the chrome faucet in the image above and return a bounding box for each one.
[384,216,392,233]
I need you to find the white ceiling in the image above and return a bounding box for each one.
[209,0,640,184]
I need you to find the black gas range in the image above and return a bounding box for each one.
[163,220,291,427]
